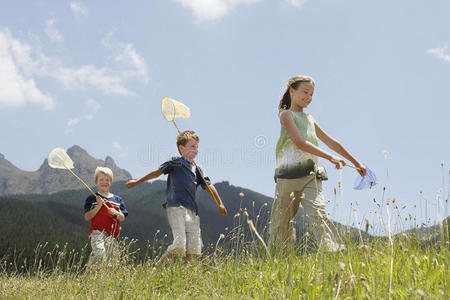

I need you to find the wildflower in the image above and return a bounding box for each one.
[239,192,244,197]
[321,224,326,235]
[234,213,240,218]
[219,234,225,240]
[244,211,249,218]
[290,192,295,198]
[338,262,345,271]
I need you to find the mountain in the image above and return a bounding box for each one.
[0,179,275,267]
[0,145,131,195]
[0,145,376,268]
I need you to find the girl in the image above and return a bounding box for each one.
[269,75,366,253]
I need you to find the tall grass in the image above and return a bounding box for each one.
[0,227,447,299]
[1,161,448,299]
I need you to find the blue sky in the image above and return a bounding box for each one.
[1,0,449,234]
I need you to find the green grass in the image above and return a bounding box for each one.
[0,228,448,299]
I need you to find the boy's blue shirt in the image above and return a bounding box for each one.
[159,156,210,215]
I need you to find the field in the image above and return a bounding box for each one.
[0,216,448,299]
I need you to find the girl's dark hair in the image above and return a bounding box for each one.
[278,76,315,111]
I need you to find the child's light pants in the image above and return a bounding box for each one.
[269,175,341,253]
[88,230,118,266]
[166,206,202,256]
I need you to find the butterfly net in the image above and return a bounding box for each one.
[161,97,191,121]
[48,148,74,169]
[353,167,377,190]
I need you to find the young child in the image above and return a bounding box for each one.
[84,167,128,265]
[125,130,227,263]
[269,75,367,253]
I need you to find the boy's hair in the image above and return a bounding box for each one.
[176,130,199,154]
[94,167,114,183]
[279,75,315,111]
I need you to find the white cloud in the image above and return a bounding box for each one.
[48,64,134,96]
[64,117,80,134]
[1,28,149,111]
[84,98,101,120]
[114,43,149,83]
[70,1,89,19]
[174,0,261,22]
[45,19,63,42]
[427,43,450,63]
[64,99,100,134]
[113,141,127,157]
[102,32,149,83]
[0,29,55,110]
[285,0,308,8]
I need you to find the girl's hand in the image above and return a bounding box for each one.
[355,162,367,177]
[329,155,345,169]
[125,180,137,188]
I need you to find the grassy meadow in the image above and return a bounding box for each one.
[0,212,448,299]
[1,163,448,299]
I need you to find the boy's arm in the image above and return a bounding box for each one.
[206,184,227,216]
[106,207,125,222]
[85,196,104,221]
[125,169,162,188]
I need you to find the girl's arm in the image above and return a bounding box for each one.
[280,110,344,169]
[314,121,366,176]
[125,169,162,188]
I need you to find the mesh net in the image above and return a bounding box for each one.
[161,96,190,121]
[353,167,377,190]
[48,148,74,169]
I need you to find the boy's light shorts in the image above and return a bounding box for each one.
[88,230,118,266]
[166,206,202,256]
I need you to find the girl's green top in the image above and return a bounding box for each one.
[274,110,319,180]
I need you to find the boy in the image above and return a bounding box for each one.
[125,130,227,263]
[84,167,128,266]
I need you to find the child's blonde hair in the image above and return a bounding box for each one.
[176,130,199,154]
[279,75,315,111]
[94,167,113,183]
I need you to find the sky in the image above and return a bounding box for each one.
[1,0,449,235]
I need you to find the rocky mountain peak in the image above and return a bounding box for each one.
[0,146,132,195]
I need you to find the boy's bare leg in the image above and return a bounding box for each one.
[156,251,175,266]
[185,254,198,263]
